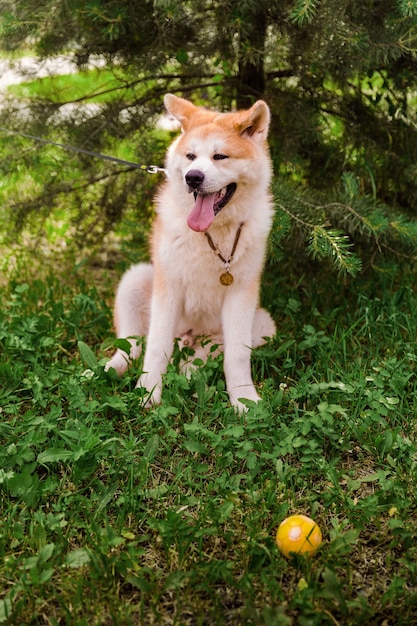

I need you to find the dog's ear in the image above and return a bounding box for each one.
[164,94,198,130]
[235,101,270,141]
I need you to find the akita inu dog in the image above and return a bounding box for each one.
[106,94,275,411]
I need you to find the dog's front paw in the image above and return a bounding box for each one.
[136,373,162,407]
[229,386,261,413]
[105,350,130,376]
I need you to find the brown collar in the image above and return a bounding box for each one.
[205,223,244,286]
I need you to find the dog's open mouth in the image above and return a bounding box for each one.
[188,183,237,232]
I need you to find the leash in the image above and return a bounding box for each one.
[0,126,166,174]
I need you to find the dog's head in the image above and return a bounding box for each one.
[163,94,271,232]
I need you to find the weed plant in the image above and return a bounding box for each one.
[1,255,417,625]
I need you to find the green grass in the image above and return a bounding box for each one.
[7,69,130,103]
[1,255,417,625]
[0,48,34,60]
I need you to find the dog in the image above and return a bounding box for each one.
[105,94,276,411]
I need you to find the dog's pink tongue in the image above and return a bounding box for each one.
[187,193,216,232]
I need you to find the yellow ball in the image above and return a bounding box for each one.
[276,515,322,558]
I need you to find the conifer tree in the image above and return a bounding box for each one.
[1,0,417,273]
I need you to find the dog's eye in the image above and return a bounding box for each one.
[213,154,229,161]
[186,153,196,161]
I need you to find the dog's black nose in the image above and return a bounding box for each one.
[185,169,205,190]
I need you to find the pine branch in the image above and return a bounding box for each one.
[289,0,321,25]
[275,199,362,276]
[307,226,362,276]
[398,0,417,17]
[273,174,417,275]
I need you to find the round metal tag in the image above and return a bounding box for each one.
[219,272,233,286]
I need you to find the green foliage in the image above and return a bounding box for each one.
[398,0,417,17]
[1,255,417,623]
[307,226,360,276]
[290,0,321,25]
[272,172,417,276]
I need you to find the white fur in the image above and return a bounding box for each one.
[106,94,276,411]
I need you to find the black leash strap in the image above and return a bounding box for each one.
[0,126,166,174]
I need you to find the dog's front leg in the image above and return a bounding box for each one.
[137,288,179,406]
[222,286,260,411]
